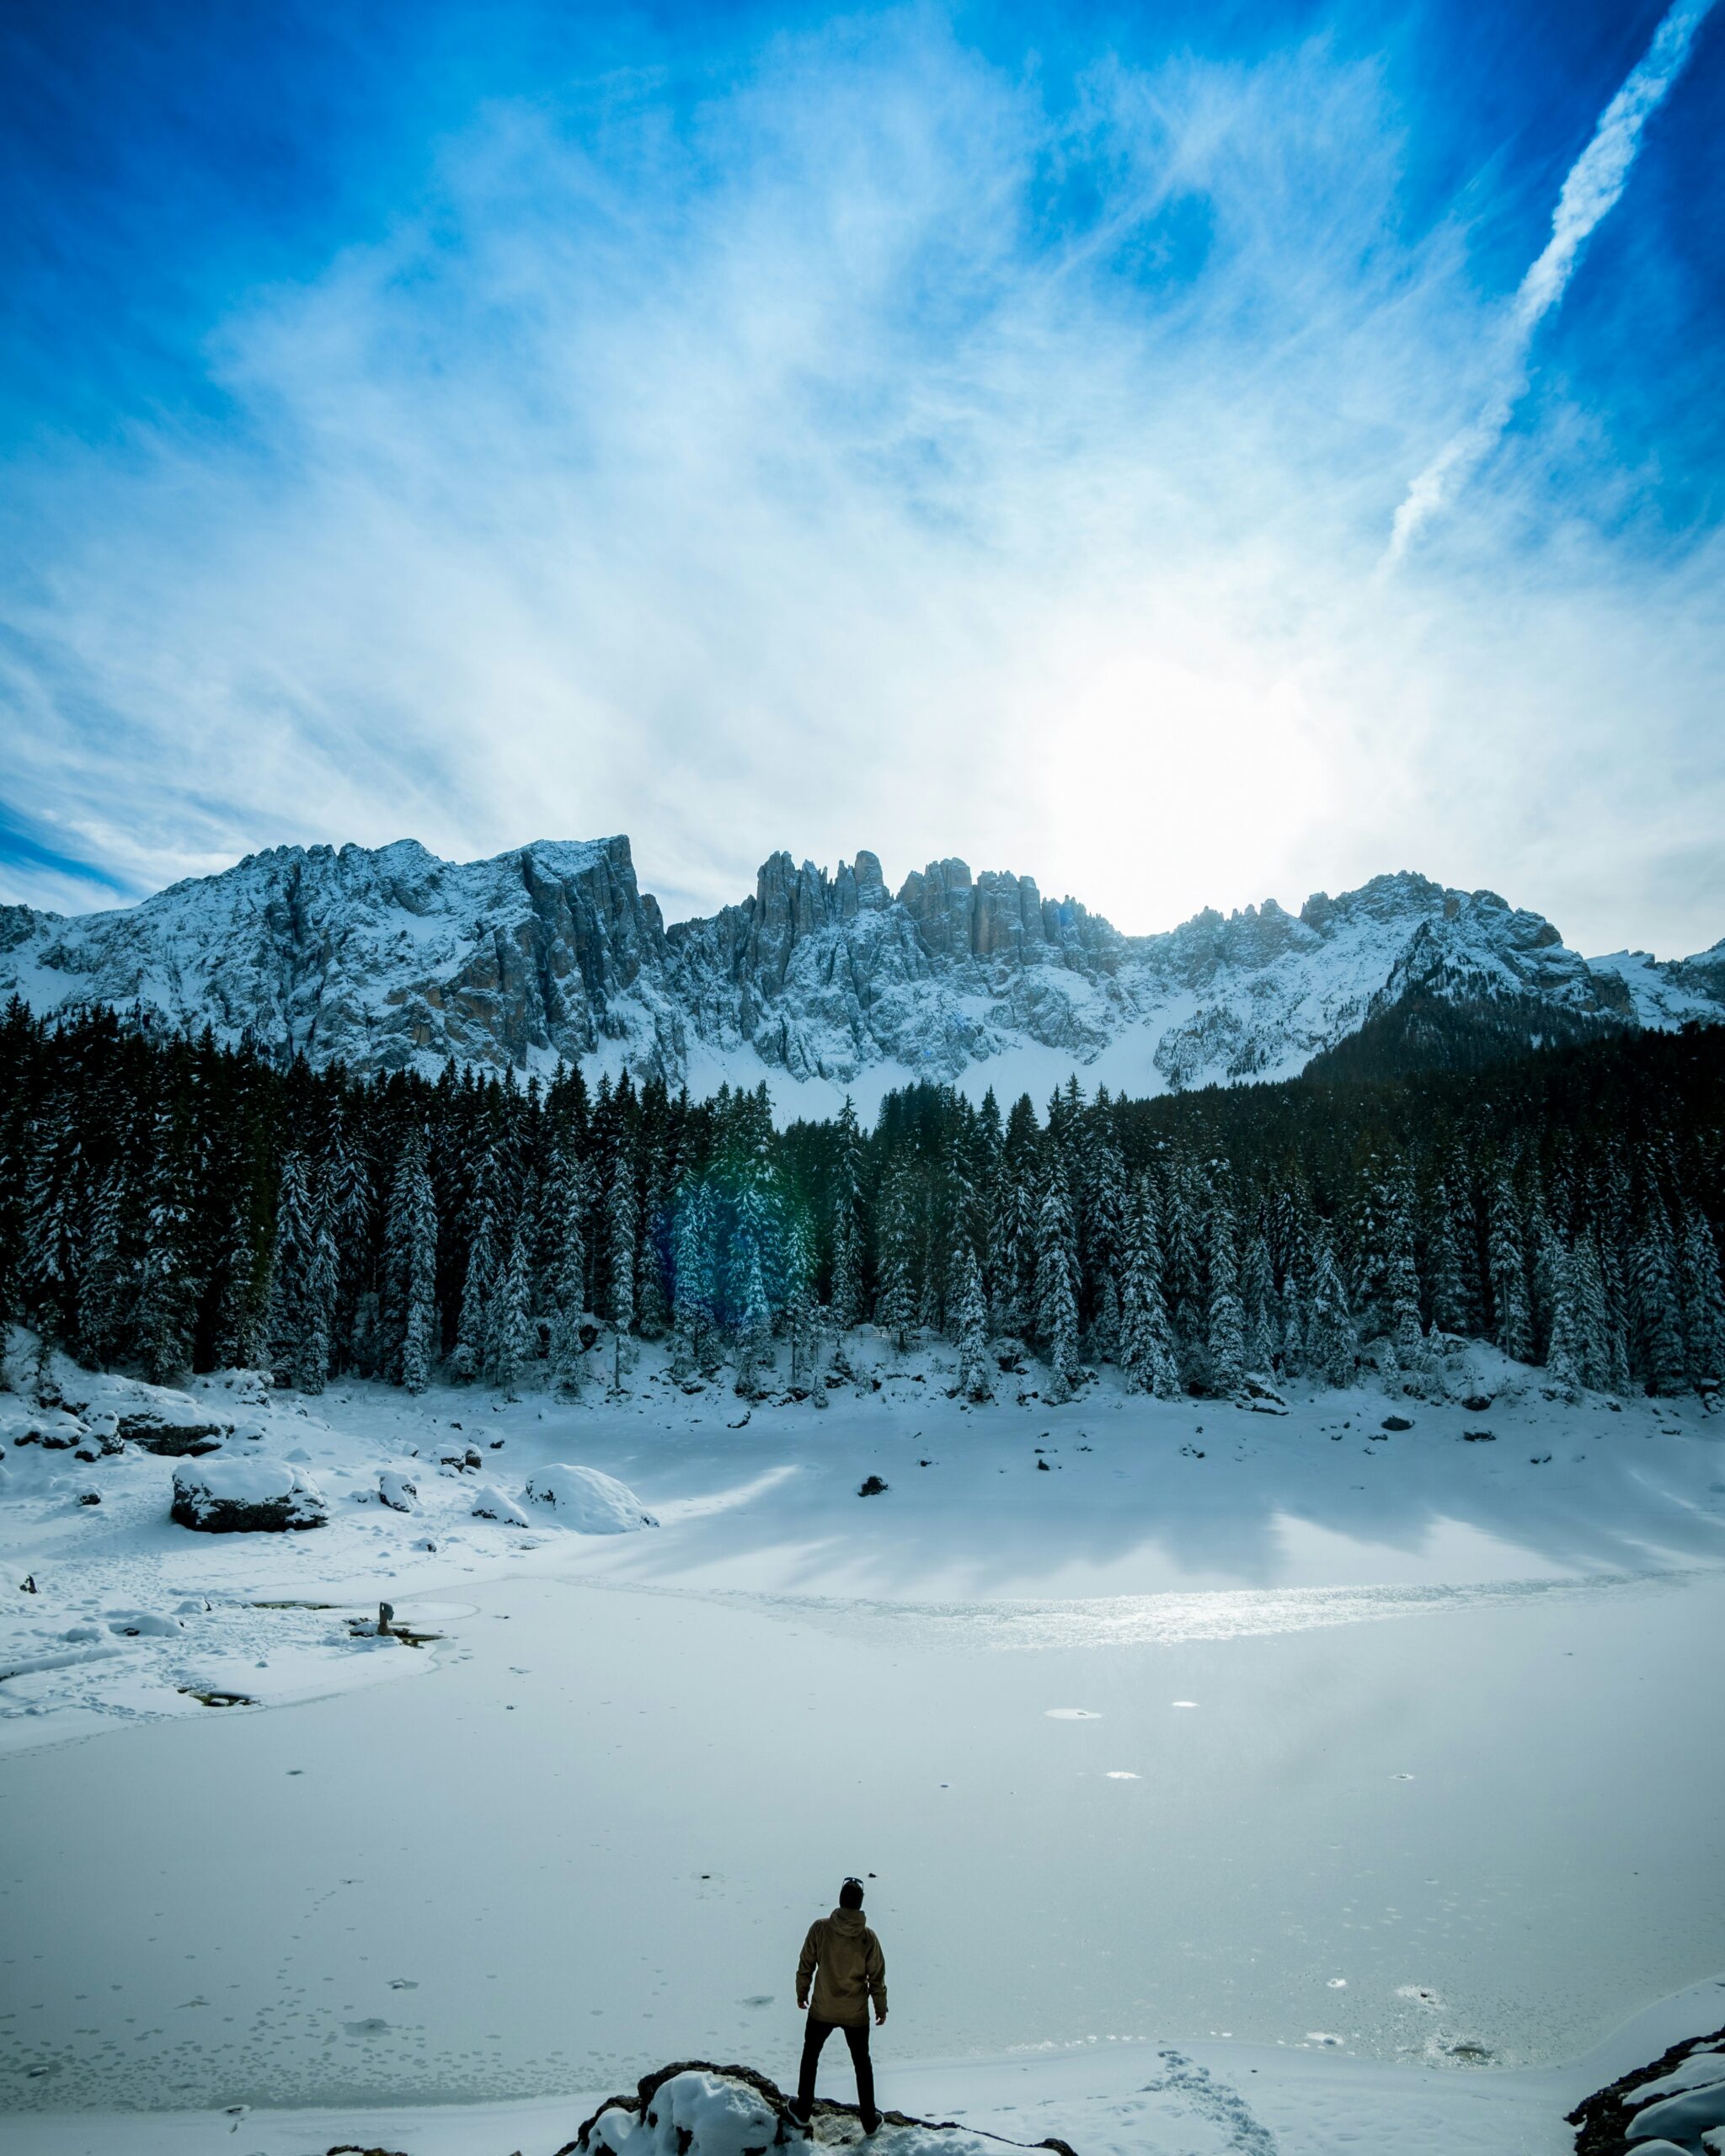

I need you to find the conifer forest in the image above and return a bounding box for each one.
[6,997,1723,1408]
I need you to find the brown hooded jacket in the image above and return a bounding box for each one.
[796,1907,888,2028]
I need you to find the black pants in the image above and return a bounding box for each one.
[797,2015,875,2120]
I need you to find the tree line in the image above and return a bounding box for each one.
[3,997,1722,1406]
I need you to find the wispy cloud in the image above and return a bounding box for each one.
[1,8,1721,956]
[1386,0,1718,563]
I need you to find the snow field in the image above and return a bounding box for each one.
[2,1337,1723,2149]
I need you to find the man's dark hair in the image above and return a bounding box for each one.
[839,1876,864,1909]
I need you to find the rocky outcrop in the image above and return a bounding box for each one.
[567,2062,1079,2156]
[1567,2020,1725,2153]
[3,839,1719,1097]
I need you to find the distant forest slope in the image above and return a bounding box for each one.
[3,997,1722,1406]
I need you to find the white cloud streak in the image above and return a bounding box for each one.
[3,13,1722,958]
[1386,0,1717,563]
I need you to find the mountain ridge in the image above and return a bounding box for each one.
[2,835,1721,1111]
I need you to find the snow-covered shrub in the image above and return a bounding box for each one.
[171,1457,328,1534]
[377,1470,418,1513]
[521,1464,657,1532]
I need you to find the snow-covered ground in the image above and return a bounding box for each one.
[3,1331,1724,2153]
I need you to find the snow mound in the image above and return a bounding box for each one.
[573,2063,1077,2156]
[523,1464,658,1533]
[170,1457,328,1534]
[471,1484,530,1527]
[377,1469,418,1513]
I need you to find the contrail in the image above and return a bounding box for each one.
[1386,0,1717,563]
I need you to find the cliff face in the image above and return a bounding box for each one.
[3,837,1718,1097]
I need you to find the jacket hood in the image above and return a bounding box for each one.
[829,1906,867,1931]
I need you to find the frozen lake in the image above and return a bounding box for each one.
[3,1379,1724,2117]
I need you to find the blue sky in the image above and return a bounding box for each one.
[2,0,1720,953]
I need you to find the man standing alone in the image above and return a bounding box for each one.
[791,1877,887,2132]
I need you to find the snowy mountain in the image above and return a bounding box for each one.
[2,835,1720,1108]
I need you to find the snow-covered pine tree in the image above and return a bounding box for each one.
[451,1187,496,1382]
[487,1222,533,1398]
[137,1102,199,1388]
[1034,1161,1080,1401]
[21,1093,83,1353]
[398,1148,439,1396]
[734,1241,772,1397]
[1160,1161,1205,1378]
[265,1147,316,1387]
[291,1182,338,1396]
[828,1097,866,1331]
[1242,1228,1277,1373]
[1423,1181,1470,1337]
[545,1147,588,1395]
[1632,1211,1686,1396]
[1680,1211,1725,1396]
[1565,1230,1612,1393]
[606,1158,638,1337]
[873,1160,918,1350]
[1205,1193,1247,1396]
[1304,1230,1359,1387]
[319,1107,373,1375]
[948,1237,993,1402]
[1118,1177,1180,1399]
[1487,1172,1533,1364]
[1541,1241,1585,1401]
[77,1163,130,1369]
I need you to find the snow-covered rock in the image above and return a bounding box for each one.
[377,1469,418,1513]
[470,1484,530,1527]
[523,1464,658,1532]
[574,2063,1076,2156]
[170,1457,328,1533]
[3,835,1717,1097]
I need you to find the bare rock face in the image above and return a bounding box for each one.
[3,840,1719,1097]
[566,2062,1079,2156]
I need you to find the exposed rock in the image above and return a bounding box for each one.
[1381,1415,1414,1433]
[171,1458,328,1533]
[120,1412,230,1456]
[1567,2020,1725,2155]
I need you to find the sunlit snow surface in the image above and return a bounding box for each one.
[2,1334,1724,2150]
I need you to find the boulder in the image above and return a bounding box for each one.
[377,1470,418,1513]
[1381,1415,1414,1433]
[522,1465,658,1533]
[171,1457,328,1533]
[568,2063,1078,2156]
[121,1412,230,1457]
[471,1484,530,1527]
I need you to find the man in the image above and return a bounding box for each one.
[790,1876,887,2132]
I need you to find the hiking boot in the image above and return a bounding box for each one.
[861,2113,882,2136]
[786,2099,812,2131]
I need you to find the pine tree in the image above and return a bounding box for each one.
[487,1223,533,1398]
[1119,1179,1181,1398]
[606,1160,638,1335]
[1680,1211,1725,1396]
[294,1186,337,1395]
[1033,1161,1080,1400]
[1423,1182,1470,1337]
[1205,1194,1247,1395]
[138,1107,199,1389]
[1632,1214,1686,1396]
[451,1189,496,1382]
[873,1161,917,1349]
[829,1097,866,1331]
[1566,1230,1612,1393]
[1487,1174,1533,1363]
[266,1147,316,1387]
[545,1147,588,1395]
[1305,1232,1358,1387]
[1241,1230,1277,1373]
[949,1239,993,1402]
[734,1241,772,1396]
[1541,1241,1585,1401]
